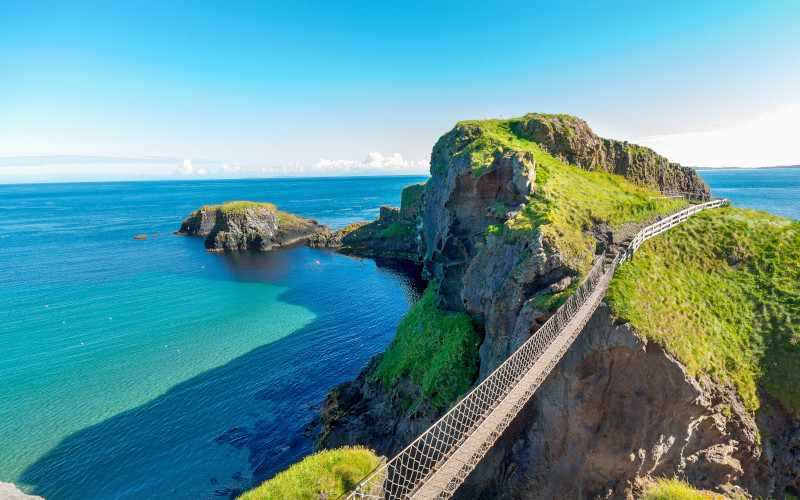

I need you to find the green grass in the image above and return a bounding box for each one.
[379,221,416,238]
[607,207,800,414]
[433,114,686,274]
[370,282,483,410]
[236,446,380,500]
[638,478,716,500]
[218,201,277,213]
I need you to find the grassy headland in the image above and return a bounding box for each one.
[607,207,800,414]
[439,115,687,274]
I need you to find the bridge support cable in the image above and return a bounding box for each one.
[344,198,728,500]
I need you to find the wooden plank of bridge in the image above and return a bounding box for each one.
[410,260,613,500]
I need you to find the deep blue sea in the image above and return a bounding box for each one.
[698,166,800,220]
[0,176,427,499]
[0,168,797,500]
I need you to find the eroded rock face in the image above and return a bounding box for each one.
[519,115,710,197]
[454,305,798,499]
[315,356,446,457]
[177,204,322,251]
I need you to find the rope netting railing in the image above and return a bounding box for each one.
[620,198,729,264]
[344,195,729,500]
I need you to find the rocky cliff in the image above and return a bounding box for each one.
[453,305,798,499]
[315,114,799,498]
[177,201,322,251]
[307,183,424,263]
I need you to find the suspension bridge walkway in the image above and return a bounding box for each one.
[345,195,729,500]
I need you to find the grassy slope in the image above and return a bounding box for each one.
[237,446,380,500]
[370,282,483,410]
[607,208,800,414]
[438,115,686,274]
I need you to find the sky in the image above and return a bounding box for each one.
[0,0,798,183]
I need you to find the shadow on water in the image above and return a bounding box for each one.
[20,247,425,500]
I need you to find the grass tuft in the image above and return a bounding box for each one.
[236,446,380,500]
[639,478,722,500]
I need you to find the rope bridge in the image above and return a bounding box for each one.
[345,195,729,500]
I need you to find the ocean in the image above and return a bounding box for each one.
[0,168,797,499]
[0,177,427,499]
[698,166,800,220]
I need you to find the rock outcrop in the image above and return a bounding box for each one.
[177,201,322,252]
[307,183,425,263]
[315,114,799,498]
[518,114,710,197]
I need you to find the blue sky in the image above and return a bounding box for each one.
[1,0,799,182]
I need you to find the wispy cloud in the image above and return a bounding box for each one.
[0,153,430,183]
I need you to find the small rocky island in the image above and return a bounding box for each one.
[176,201,323,251]
[179,185,426,261]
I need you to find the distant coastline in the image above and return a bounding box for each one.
[693,164,800,171]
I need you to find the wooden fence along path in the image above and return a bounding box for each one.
[345,195,729,500]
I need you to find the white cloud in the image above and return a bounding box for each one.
[311,152,429,174]
[222,163,241,174]
[197,168,207,175]
[637,102,800,168]
[178,158,194,175]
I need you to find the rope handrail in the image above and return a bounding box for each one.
[344,195,729,500]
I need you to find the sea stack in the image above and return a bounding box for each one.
[177,201,324,251]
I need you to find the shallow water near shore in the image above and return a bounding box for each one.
[0,177,426,499]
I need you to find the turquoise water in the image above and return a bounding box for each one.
[0,177,427,499]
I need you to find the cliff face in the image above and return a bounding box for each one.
[315,114,798,498]
[454,305,798,499]
[177,201,322,251]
